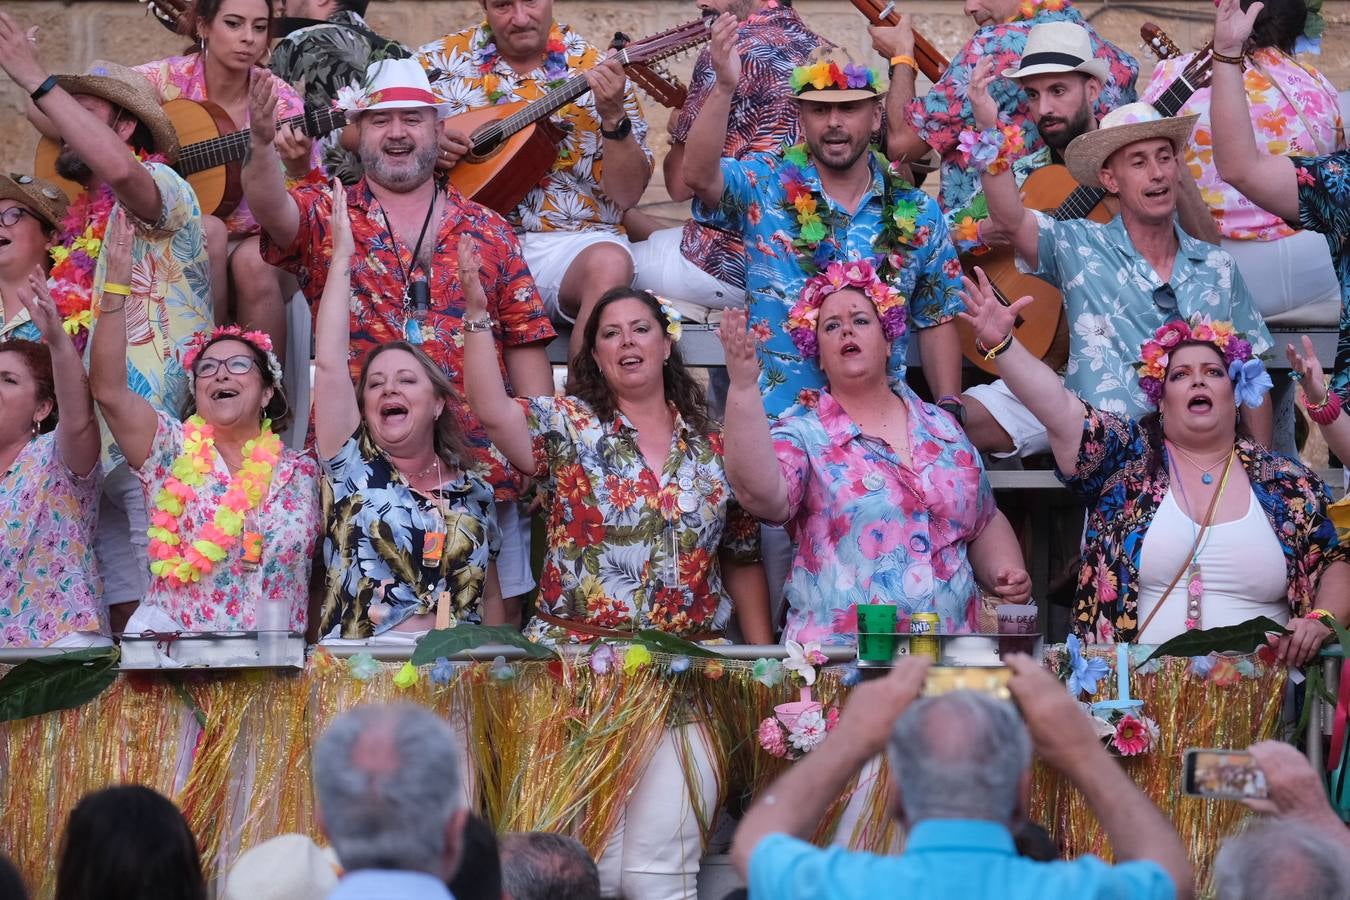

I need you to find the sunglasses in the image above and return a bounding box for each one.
[194,355,258,379]
[0,207,37,228]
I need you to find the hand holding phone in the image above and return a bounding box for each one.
[1182,749,1268,800]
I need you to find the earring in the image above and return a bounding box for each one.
[31,420,39,438]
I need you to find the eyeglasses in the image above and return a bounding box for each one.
[194,355,258,379]
[0,207,36,228]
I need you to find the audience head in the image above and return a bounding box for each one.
[888,690,1033,827]
[187,0,274,70]
[963,0,1021,28]
[0,175,68,276]
[349,59,451,193]
[1064,104,1196,220]
[222,834,339,900]
[313,703,468,880]
[1242,0,1308,53]
[1003,23,1106,152]
[356,340,472,470]
[499,832,600,900]
[52,62,179,181]
[0,339,56,439]
[447,815,503,900]
[479,0,555,63]
[0,854,26,900]
[54,785,206,900]
[787,259,905,386]
[1214,820,1350,900]
[697,0,765,20]
[182,326,293,433]
[568,287,713,433]
[790,51,885,173]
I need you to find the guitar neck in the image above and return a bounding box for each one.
[1150,44,1212,118]
[1053,184,1108,221]
[845,0,949,82]
[174,107,345,176]
[488,72,594,145]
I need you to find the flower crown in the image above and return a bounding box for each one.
[184,325,284,389]
[1135,317,1269,408]
[655,296,683,342]
[787,259,907,359]
[789,60,882,96]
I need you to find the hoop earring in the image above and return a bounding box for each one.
[31,420,40,438]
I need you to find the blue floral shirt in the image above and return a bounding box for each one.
[1061,406,1344,643]
[1023,212,1271,418]
[770,382,997,646]
[1292,151,1350,395]
[696,149,964,417]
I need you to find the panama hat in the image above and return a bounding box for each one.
[54,60,179,164]
[0,174,70,229]
[790,48,887,103]
[1064,102,1198,189]
[221,834,340,900]
[1002,21,1110,82]
[343,58,454,121]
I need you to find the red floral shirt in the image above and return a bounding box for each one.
[261,178,555,499]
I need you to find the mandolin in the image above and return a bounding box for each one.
[955,25,1212,374]
[611,31,689,109]
[846,0,950,82]
[440,18,709,216]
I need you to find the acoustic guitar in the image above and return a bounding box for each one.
[439,18,709,216]
[846,0,950,82]
[36,101,349,218]
[954,26,1213,374]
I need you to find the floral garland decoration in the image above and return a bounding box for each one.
[788,60,882,96]
[787,259,907,358]
[146,416,282,587]
[1014,0,1068,23]
[757,641,840,761]
[1135,316,1270,408]
[475,22,570,104]
[1058,636,1160,757]
[956,124,1025,176]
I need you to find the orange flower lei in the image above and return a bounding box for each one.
[146,416,283,587]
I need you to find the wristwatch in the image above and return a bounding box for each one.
[937,396,967,426]
[600,117,633,141]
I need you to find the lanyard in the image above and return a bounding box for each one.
[375,189,439,308]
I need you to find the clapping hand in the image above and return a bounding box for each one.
[717,307,762,389]
[958,267,1028,355]
[708,12,741,91]
[15,267,71,350]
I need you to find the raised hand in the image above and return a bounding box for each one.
[458,233,488,318]
[1214,0,1262,56]
[328,178,355,260]
[709,12,741,91]
[868,17,915,62]
[957,267,1029,353]
[248,73,278,146]
[717,307,761,389]
[1285,335,1329,406]
[969,56,999,131]
[102,206,135,288]
[15,268,69,347]
[0,12,50,93]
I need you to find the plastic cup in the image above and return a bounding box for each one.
[997,603,1038,656]
[856,603,899,664]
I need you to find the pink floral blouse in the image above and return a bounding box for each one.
[770,384,998,646]
[0,433,106,646]
[132,54,320,238]
[136,413,321,631]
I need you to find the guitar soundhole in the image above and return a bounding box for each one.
[469,124,505,162]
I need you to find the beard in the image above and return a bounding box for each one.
[54,145,93,184]
[1040,104,1095,152]
[808,130,871,173]
[361,140,438,193]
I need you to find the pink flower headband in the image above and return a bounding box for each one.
[787,259,907,358]
[1136,317,1269,408]
[184,325,284,389]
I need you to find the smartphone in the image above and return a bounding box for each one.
[1181,749,1268,800]
[922,665,1011,699]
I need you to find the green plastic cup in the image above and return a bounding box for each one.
[856,603,899,663]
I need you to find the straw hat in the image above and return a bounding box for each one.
[790,48,887,104]
[54,60,179,164]
[0,174,70,229]
[1064,103,1198,189]
[1002,21,1110,82]
[344,58,453,120]
[221,834,340,900]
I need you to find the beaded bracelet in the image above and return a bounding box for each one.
[1304,389,1342,426]
[975,332,1013,361]
[1305,608,1337,625]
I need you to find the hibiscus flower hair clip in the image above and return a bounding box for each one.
[1135,316,1270,409]
[654,295,683,342]
[787,258,907,359]
[183,324,284,389]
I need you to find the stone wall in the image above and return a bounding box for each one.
[2,1,1347,202]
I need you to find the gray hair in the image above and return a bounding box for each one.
[888,691,1032,824]
[1214,820,1350,900]
[499,832,600,900]
[313,703,464,873]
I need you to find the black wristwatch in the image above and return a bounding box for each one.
[937,397,967,426]
[600,117,633,141]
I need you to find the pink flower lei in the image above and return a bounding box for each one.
[787,259,907,358]
[1135,316,1254,406]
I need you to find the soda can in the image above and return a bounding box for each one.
[910,612,940,661]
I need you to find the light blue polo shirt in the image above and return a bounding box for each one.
[749,820,1175,900]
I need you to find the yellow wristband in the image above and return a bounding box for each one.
[102,282,131,296]
[889,54,918,73]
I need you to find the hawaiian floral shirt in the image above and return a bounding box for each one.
[0,433,106,646]
[415,22,652,234]
[1062,406,1345,643]
[697,148,964,418]
[320,428,499,640]
[670,2,826,289]
[135,412,321,632]
[520,396,761,639]
[1292,151,1350,396]
[1023,212,1271,419]
[270,10,411,185]
[132,55,320,238]
[260,177,554,500]
[905,4,1138,223]
[92,165,214,471]
[1144,48,1344,242]
[770,383,997,646]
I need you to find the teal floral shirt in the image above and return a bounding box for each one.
[1022,212,1271,418]
[1292,151,1350,395]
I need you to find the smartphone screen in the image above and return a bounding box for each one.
[1182,749,1268,800]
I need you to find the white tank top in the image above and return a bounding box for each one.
[1135,488,1288,644]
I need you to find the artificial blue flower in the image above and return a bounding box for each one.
[841,664,862,687]
[1229,358,1273,408]
[1065,634,1109,697]
[489,655,515,682]
[430,657,455,686]
[347,652,381,682]
[1294,35,1322,55]
[669,655,691,675]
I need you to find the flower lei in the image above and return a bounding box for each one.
[956,124,1026,175]
[777,143,921,280]
[1014,0,1068,23]
[788,61,882,97]
[146,416,282,587]
[1135,316,1269,408]
[476,23,570,103]
[787,259,907,358]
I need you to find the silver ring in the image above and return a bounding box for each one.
[1290,370,1304,383]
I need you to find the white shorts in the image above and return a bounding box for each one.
[1224,230,1340,322]
[519,230,634,324]
[95,462,150,606]
[964,379,1053,459]
[631,227,746,309]
[495,500,535,599]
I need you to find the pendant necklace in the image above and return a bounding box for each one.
[376,189,439,345]
[1166,440,1228,485]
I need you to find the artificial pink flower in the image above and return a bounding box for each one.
[1111,714,1153,756]
[758,717,788,757]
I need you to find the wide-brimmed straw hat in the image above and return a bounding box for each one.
[790,48,886,103]
[221,834,340,900]
[1002,21,1110,82]
[54,60,179,164]
[0,174,70,229]
[1064,102,1197,189]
